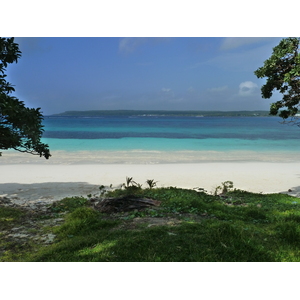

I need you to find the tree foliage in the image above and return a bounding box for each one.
[254,37,300,123]
[0,37,50,159]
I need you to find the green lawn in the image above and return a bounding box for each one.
[1,186,300,262]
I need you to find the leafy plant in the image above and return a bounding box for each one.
[214,181,234,196]
[122,177,138,188]
[146,179,158,189]
[99,185,106,197]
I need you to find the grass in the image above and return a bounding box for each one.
[1,186,300,261]
[0,206,26,229]
[48,196,88,213]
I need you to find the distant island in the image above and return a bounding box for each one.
[49,110,271,117]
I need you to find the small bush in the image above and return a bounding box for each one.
[283,213,300,223]
[0,206,24,220]
[53,207,99,237]
[49,197,88,213]
[275,221,300,245]
[66,207,99,221]
[0,207,25,229]
[244,207,268,222]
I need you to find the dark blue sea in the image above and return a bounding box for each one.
[41,115,300,153]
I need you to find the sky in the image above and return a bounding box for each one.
[5,37,284,115]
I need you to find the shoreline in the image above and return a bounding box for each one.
[1,162,300,205]
[1,149,300,164]
[2,149,300,204]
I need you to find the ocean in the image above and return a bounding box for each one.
[42,115,300,153]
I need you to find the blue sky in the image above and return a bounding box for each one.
[6,37,283,115]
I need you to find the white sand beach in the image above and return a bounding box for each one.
[1,150,300,204]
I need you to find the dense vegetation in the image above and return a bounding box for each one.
[1,182,299,262]
[0,37,50,159]
[255,37,300,124]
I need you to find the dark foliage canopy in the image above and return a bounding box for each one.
[254,37,300,123]
[0,37,50,159]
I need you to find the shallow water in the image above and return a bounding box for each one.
[41,116,300,154]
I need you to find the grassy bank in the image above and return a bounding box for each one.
[1,183,300,262]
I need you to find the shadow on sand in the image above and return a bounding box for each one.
[0,182,104,203]
[279,184,300,199]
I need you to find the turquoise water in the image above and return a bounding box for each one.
[41,116,300,153]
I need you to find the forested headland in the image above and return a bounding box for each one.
[50,110,271,117]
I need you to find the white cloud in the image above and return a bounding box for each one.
[208,85,228,92]
[198,39,285,73]
[187,86,195,93]
[159,87,175,100]
[238,81,258,97]
[119,37,172,54]
[220,37,277,50]
[119,38,147,53]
